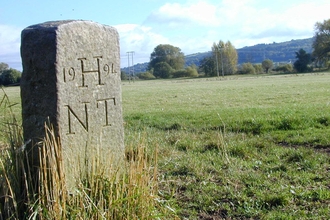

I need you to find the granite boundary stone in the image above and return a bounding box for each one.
[20,20,124,189]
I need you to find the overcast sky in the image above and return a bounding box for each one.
[1,0,329,70]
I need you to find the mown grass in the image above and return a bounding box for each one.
[1,72,330,219]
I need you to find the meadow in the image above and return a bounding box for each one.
[1,72,330,219]
[122,73,330,219]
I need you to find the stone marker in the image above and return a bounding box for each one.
[20,20,124,189]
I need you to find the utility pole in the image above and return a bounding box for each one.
[130,51,135,82]
[126,52,131,82]
[126,51,135,82]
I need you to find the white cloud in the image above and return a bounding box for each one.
[144,0,330,50]
[115,23,215,63]
[0,25,21,56]
[216,0,330,43]
[115,24,170,67]
[146,1,221,27]
[277,1,330,33]
[0,24,22,69]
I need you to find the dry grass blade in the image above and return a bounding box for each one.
[38,123,67,219]
[0,155,19,218]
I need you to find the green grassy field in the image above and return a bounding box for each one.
[1,72,330,219]
[122,73,330,219]
[0,86,22,144]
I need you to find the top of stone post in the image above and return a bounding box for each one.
[27,20,77,28]
[22,20,118,37]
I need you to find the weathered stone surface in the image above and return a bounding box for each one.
[20,20,124,188]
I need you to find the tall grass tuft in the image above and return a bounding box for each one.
[0,87,25,219]
[63,135,167,219]
[37,123,67,219]
[0,89,176,219]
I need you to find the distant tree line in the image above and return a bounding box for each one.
[120,18,330,80]
[0,62,21,86]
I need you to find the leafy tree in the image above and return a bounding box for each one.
[224,41,238,75]
[240,63,255,74]
[172,70,187,78]
[262,59,273,73]
[153,62,173,78]
[312,19,330,67]
[0,62,9,74]
[173,65,198,78]
[253,64,263,74]
[137,71,155,80]
[185,65,198,77]
[274,64,293,73]
[294,49,312,73]
[199,56,216,76]
[121,71,128,80]
[212,40,238,76]
[0,68,21,85]
[148,44,185,78]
